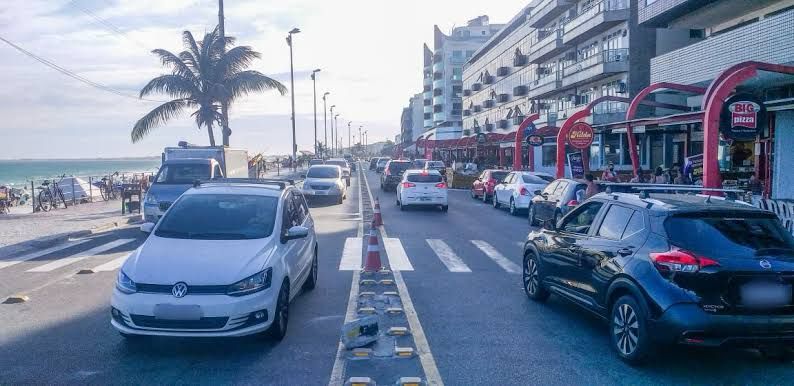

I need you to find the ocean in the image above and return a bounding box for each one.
[0,158,161,187]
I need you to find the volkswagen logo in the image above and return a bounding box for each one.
[171,282,188,298]
[759,260,772,269]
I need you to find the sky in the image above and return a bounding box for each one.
[0,0,529,159]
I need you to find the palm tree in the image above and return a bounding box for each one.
[132,27,287,145]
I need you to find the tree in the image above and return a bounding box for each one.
[132,27,286,145]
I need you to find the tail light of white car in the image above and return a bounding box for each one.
[520,187,530,195]
[402,182,416,188]
[435,182,447,189]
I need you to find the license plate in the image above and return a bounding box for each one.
[741,281,792,308]
[154,304,203,320]
[314,190,328,195]
[419,197,431,201]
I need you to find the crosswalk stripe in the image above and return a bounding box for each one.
[27,239,134,272]
[0,239,93,270]
[339,237,363,271]
[91,252,133,272]
[470,240,521,273]
[383,238,414,271]
[426,239,471,272]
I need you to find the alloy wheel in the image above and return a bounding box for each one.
[510,200,516,215]
[277,288,289,335]
[523,258,539,296]
[613,303,639,356]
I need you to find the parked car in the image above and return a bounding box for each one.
[308,159,324,166]
[325,159,351,186]
[381,160,412,191]
[376,158,391,173]
[412,158,429,169]
[301,165,347,204]
[528,178,587,226]
[470,169,510,204]
[423,160,447,179]
[522,191,794,364]
[113,180,318,340]
[493,171,555,215]
[369,157,380,171]
[396,169,448,212]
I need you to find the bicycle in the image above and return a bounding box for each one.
[99,172,120,201]
[37,178,68,212]
[0,186,10,214]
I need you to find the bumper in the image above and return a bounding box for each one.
[382,178,401,188]
[401,195,448,206]
[514,195,532,209]
[302,189,343,198]
[110,287,276,337]
[651,303,794,347]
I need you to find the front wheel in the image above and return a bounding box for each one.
[493,195,500,209]
[302,251,318,291]
[266,281,290,340]
[38,190,53,212]
[509,199,519,216]
[528,205,538,226]
[523,254,549,302]
[610,295,652,365]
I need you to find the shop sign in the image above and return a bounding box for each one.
[720,94,766,140]
[526,135,544,147]
[567,122,594,149]
[567,152,585,179]
[685,154,703,181]
[476,133,487,144]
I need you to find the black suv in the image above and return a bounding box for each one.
[380,160,412,191]
[522,192,794,364]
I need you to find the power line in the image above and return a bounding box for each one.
[66,0,150,50]
[0,34,166,103]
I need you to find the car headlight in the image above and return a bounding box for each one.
[227,268,272,297]
[144,194,158,205]
[116,270,137,294]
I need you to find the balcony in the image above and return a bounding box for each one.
[514,55,528,67]
[498,120,509,129]
[498,94,510,103]
[423,85,431,92]
[527,74,563,99]
[527,28,566,64]
[483,75,495,85]
[433,72,443,80]
[433,88,443,97]
[513,85,528,96]
[484,123,495,132]
[562,0,630,45]
[650,9,794,85]
[639,0,709,27]
[497,66,510,77]
[561,48,629,88]
[527,0,574,28]
[423,99,432,107]
[423,76,432,86]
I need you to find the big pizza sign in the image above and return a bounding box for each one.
[720,94,766,140]
[567,122,594,149]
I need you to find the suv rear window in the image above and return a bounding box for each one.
[665,212,794,259]
[388,162,411,173]
[407,174,443,183]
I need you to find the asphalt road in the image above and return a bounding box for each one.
[1,165,793,385]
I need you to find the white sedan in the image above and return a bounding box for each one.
[301,165,347,204]
[492,171,555,215]
[396,169,448,212]
[111,180,318,340]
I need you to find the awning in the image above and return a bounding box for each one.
[595,111,704,131]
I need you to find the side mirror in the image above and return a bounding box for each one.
[533,189,543,196]
[300,173,307,179]
[283,225,309,242]
[140,222,155,234]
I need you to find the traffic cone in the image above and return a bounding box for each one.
[373,197,383,226]
[363,228,383,272]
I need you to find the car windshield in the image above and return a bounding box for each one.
[307,166,340,179]
[326,160,347,168]
[407,174,442,183]
[427,161,445,168]
[388,162,411,173]
[522,174,555,184]
[154,164,210,184]
[378,159,390,165]
[665,213,794,259]
[155,194,278,240]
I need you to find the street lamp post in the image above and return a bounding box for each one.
[334,114,340,156]
[286,27,301,171]
[323,93,330,158]
[348,121,351,152]
[358,125,362,157]
[364,130,368,157]
[311,69,321,157]
[329,105,336,157]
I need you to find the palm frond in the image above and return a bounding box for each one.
[139,74,199,99]
[224,70,288,100]
[216,46,260,78]
[182,30,201,61]
[151,49,196,81]
[131,99,191,143]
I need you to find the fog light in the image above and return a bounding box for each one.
[111,308,120,317]
[255,311,265,320]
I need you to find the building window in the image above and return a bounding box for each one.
[452,67,463,81]
[453,50,463,59]
[542,144,557,167]
[466,50,475,58]
[602,133,622,166]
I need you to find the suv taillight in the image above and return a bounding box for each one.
[402,182,416,188]
[649,248,719,273]
[435,182,447,188]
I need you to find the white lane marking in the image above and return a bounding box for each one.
[91,252,132,272]
[470,240,521,274]
[0,239,92,270]
[329,164,364,386]
[339,238,363,271]
[27,239,134,272]
[426,239,471,272]
[383,238,414,271]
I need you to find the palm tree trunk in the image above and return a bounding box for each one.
[221,102,230,146]
[206,123,216,146]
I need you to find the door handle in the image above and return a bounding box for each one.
[616,248,633,257]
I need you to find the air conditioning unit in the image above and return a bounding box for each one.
[513,85,528,96]
[463,89,472,97]
[498,94,510,103]
[497,66,510,77]
[484,100,495,108]
[472,83,482,91]
[473,105,483,112]
[498,119,509,129]
[483,75,495,84]
[485,123,495,131]
[514,55,528,67]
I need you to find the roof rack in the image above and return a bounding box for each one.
[629,186,744,200]
[192,178,295,190]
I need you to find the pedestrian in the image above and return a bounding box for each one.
[601,162,618,182]
[653,166,667,184]
[584,173,599,199]
[748,172,763,205]
[629,167,645,183]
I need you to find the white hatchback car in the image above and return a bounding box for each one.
[111,180,317,340]
[492,171,555,215]
[302,165,347,204]
[396,169,448,212]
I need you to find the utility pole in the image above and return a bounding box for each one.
[330,105,336,157]
[358,125,362,157]
[348,121,352,153]
[287,27,301,171]
[311,69,321,157]
[323,93,330,158]
[218,0,231,146]
[334,114,340,157]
